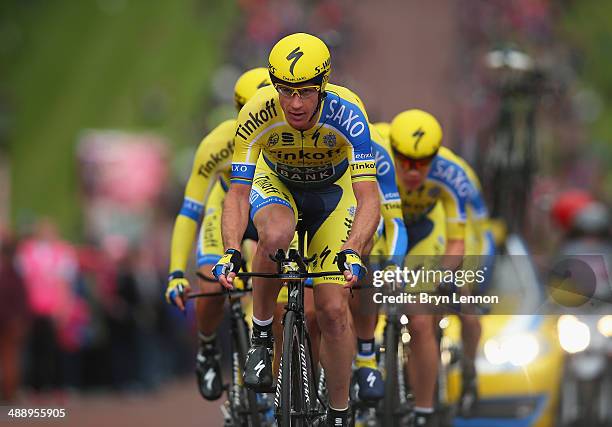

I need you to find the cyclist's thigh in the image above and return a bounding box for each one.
[306,170,356,286]
[366,220,386,269]
[404,201,447,292]
[197,181,226,280]
[199,181,251,291]
[250,162,298,243]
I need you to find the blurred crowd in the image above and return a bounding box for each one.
[0,217,195,403]
[229,0,352,68]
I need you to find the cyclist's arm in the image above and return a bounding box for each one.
[221,182,251,251]
[223,108,262,250]
[381,201,408,263]
[342,112,380,254]
[371,131,408,263]
[439,186,468,270]
[168,137,224,274]
[344,180,380,255]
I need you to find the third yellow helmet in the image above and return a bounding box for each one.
[390,110,443,159]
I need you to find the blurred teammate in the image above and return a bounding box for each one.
[387,110,484,426]
[165,68,271,400]
[350,121,408,402]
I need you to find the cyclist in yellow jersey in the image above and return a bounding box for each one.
[388,109,482,427]
[165,68,271,401]
[213,33,380,426]
[349,122,408,402]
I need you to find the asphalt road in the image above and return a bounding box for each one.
[6,379,224,427]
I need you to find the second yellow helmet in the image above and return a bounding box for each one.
[372,122,391,140]
[390,109,443,159]
[234,67,271,111]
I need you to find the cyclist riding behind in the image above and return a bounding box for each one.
[349,120,408,402]
[387,109,483,427]
[214,33,380,426]
[165,67,271,401]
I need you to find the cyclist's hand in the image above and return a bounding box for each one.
[336,249,367,288]
[165,271,191,311]
[212,249,242,290]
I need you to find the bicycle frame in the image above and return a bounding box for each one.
[189,278,263,427]
[236,222,337,426]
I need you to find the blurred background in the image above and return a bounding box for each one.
[0,0,611,426]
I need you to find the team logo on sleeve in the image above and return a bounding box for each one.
[323,133,336,148]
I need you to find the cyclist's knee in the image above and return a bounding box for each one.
[316,296,350,337]
[255,215,295,253]
[198,264,219,288]
[408,315,436,340]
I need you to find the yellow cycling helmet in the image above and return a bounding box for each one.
[234,67,271,111]
[389,109,443,159]
[373,122,391,140]
[268,32,331,92]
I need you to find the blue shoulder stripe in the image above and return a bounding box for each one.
[179,197,204,221]
[427,156,478,207]
[372,140,401,202]
[319,92,371,153]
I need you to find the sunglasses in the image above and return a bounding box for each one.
[393,150,437,170]
[275,83,321,99]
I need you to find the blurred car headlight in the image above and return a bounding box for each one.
[558,315,591,353]
[597,315,612,337]
[484,333,540,366]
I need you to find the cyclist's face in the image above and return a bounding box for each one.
[395,158,433,190]
[277,84,320,131]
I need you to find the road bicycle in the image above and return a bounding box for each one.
[237,220,339,427]
[190,274,269,427]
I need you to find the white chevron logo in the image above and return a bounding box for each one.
[204,368,216,390]
[255,360,265,377]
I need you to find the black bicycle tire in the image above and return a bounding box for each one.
[235,314,262,427]
[381,320,399,427]
[278,310,304,427]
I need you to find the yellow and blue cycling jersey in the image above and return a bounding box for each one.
[396,146,480,241]
[169,119,236,273]
[230,83,377,189]
[191,103,407,272]
[229,83,404,284]
[370,125,408,263]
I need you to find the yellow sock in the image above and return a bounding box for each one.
[355,353,377,369]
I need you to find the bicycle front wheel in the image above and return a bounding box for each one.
[381,320,399,427]
[277,310,305,427]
